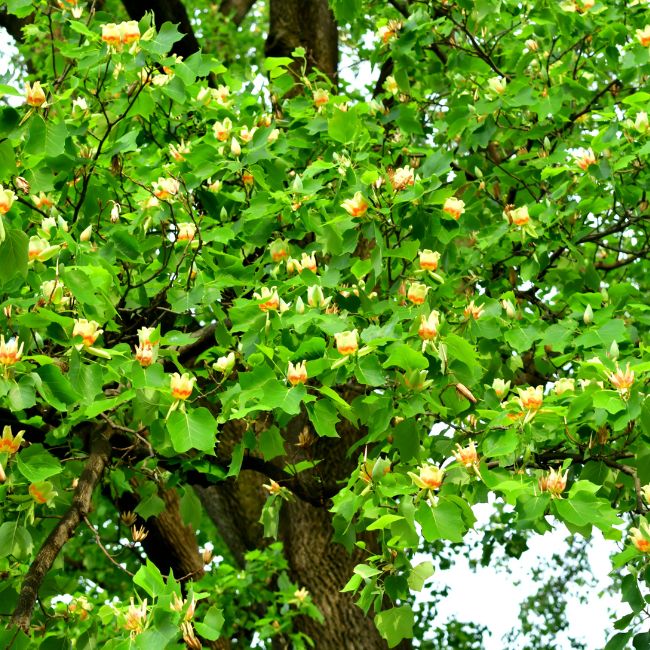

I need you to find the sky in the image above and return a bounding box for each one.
[424,502,623,648]
[0,18,630,650]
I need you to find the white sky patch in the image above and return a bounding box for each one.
[418,503,623,648]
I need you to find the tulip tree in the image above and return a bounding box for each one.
[0,0,649,648]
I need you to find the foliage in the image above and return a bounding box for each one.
[0,0,649,647]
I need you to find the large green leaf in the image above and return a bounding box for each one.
[167,407,217,453]
[375,606,414,648]
[16,443,62,482]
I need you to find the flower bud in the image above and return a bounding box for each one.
[501,299,516,319]
[492,378,511,398]
[80,225,92,242]
[213,351,235,375]
[583,304,593,325]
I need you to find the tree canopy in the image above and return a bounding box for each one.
[0,0,649,648]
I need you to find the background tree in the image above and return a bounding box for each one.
[0,0,649,648]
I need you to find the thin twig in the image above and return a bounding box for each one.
[82,516,134,577]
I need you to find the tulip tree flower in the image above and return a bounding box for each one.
[418,249,440,271]
[607,363,634,396]
[341,192,369,217]
[408,464,445,491]
[287,360,308,386]
[516,386,544,412]
[0,425,25,455]
[25,81,47,107]
[630,523,650,553]
[407,282,428,305]
[170,372,195,400]
[442,197,465,220]
[492,378,511,398]
[538,468,568,498]
[636,25,650,47]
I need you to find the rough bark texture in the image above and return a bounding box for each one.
[191,395,397,649]
[266,0,338,83]
[118,486,205,581]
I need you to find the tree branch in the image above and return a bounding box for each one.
[219,0,257,26]
[11,430,113,632]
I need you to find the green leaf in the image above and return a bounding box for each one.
[258,425,286,460]
[179,486,202,530]
[328,109,359,143]
[6,0,33,18]
[375,606,414,648]
[444,333,482,383]
[416,498,466,543]
[553,491,621,535]
[482,428,518,457]
[307,399,339,437]
[34,365,82,408]
[383,343,428,371]
[0,521,33,559]
[9,376,36,411]
[134,482,166,520]
[407,561,434,592]
[167,407,217,453]
[0,229,28,282]
[133,560,167,597]
[141,21,183,55]
[366,514,403,531]
[16,444,62,482]
[194,606,225,641]
[45,120,68,158]
[355,355,386,386]
[353,563,381,579]
[621,574,644,613]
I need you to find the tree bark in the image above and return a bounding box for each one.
[191,397,398,649]
[12,429,113,632]
[219,0,257,26]
[266,0,338,83]
[120,0,201,60]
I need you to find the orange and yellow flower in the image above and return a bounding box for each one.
[408,464,444,490]
[630,522,650,553]
[443,197,465,220]
[334,330,359,355]
[636,25,650,47]
[73,319,103,347]
[25,81,46,107]
[517,386,543,410]
[419,249,440,271]
[538,467,568,497]
[170,372,196,400]
[407,282,428,305]
[341,192,369,217]
[418,311,440,340]
[0,425,25,455]
[453,441,479,468]
[254,286,280,312]
[0,336,23,366]
[0,186,16,214]
[607,363,634,394]
[287,360,308,386]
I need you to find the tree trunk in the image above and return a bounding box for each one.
[266,0,338,83]
[120,0,201,60]
[191,401,399,649]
